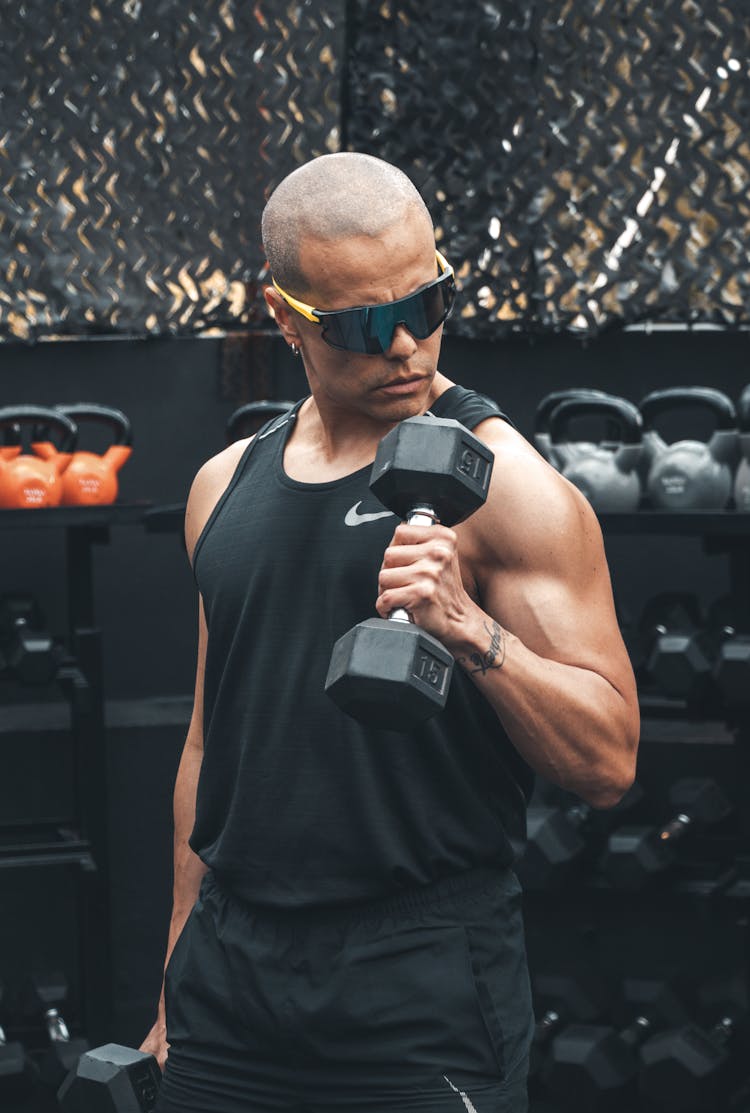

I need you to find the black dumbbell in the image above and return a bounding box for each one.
[601,777,732,890]
[624,592,694,694]
[639,592,711,702]
[325,415,494,729]
[650,595,735,706]
[58,1043,161,1112]
[0,980,32,1101]
[518,783,645,890]
[639,977,749,1112]
[225,400,294,443]
[529,971,612,1091]
[541,978,687,1112]
[25,973,90,1091]
[0,594,60,685]
[713,619,750,710]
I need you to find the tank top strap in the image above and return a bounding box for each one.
[428,384,514,430]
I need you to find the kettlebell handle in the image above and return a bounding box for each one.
[639,387,736,432]
[535,389,617,433]
[54,404,132,446]
[0,406,78,451]
[225,400,294,444]
[736,384,750,432]
[549,396,643,445]
[1,423,21,447]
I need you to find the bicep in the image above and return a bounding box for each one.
[479,480,635,695]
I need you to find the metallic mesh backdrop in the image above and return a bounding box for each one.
[1,0,749,340]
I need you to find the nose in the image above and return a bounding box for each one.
[384,324,419,360]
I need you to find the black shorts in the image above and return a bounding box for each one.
[157,867,533,1113]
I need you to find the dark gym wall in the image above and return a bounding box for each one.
[2,327,748,1052]
[2,328,747,700]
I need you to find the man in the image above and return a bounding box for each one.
[143,152,639,1113]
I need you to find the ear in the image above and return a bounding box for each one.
[264,286,303,349]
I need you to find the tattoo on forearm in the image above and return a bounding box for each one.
[458,620,506,676]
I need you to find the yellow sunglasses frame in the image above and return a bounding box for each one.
[271,250,454,324]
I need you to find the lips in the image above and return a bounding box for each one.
[374,376,426,393]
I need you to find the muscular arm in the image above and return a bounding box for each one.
[141,603,208,1063]
[141,438,249,1064]
[376,418,639,809]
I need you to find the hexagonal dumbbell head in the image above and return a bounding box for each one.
[57,1043,161,1113]
[601,825,672,889]
[517,805,587,890]
[667,777,732,825]
[326,617,454,729]
[638,1023,733,1113]
[714,635,750,707]
[325,415,494,729]
[369,415,494,525]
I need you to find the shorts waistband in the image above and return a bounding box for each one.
[207,865,513,928]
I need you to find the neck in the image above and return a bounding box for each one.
[282,372,454,483]
[305,371,453,453]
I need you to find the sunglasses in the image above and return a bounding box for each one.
[272,250,456,355]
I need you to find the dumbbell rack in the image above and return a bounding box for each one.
[523,510,750,1113]
[0,503,149,1048]
[601,509,750,854]
[603,511,750,925]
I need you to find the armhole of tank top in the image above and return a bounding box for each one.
[190,413,291,579]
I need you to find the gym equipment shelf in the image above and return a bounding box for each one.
[0,502,152,1047]
[144,505,750,536]
[599,510,750,536]
[0,825,94,871]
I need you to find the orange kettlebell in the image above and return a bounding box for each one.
[0,406,78,509]
[34,403,133,506]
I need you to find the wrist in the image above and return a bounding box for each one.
[450,607,512,676]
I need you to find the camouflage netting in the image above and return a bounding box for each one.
[1,0,749,340]
[0,0,343,340]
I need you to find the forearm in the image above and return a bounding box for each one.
[450,605,639,808]
[158,735,208,1005]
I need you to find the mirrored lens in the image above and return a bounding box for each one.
[321,275,455,354]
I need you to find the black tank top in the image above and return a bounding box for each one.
[190,385,533,907]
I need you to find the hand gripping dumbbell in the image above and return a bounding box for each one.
[325,415,494,729]
[540,978,687,1113]
[600,777,732,890]
[517,782,644,890]
[58,1043,161,1113]
[639,976,749,1113]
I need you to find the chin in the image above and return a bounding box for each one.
[372,395,429,423]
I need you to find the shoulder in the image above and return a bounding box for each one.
[468,416,603,572]
[184,437,253,563]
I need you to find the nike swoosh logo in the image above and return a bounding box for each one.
[344,501,396,527]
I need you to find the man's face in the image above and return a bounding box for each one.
[282,210,447,422]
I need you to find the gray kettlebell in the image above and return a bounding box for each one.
[534,388,619,465]
[639,387,738,510]
[548,395,643,512]
[733,384,750,512]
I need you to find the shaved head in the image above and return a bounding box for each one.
[262,153,433,296]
